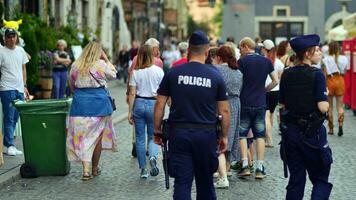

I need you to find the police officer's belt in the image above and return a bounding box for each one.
[170,122,216,129]
[136,95,156,100]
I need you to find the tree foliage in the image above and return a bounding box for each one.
[212,1,224,37]
[187,15,210,36]
[14,13,89,89]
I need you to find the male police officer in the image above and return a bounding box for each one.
[153,31,230,200]
[279,34,333,199]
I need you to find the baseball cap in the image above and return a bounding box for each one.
[262,39,275,50]
[5,28,18,37]
[189,31,209,45]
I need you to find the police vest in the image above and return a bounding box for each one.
[282,66,319,115]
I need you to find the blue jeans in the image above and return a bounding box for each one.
[0,90,24,147]
[133,98,158,169]
[239,106,266,138]
[52,71,68,99]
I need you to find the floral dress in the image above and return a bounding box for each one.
[67,60,116,162]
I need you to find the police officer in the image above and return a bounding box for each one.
[279,34,333,200]
[153,31,230,200]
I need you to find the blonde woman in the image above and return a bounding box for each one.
[67,42,117,180]
[128,45,164,178]
[323,41,348,136]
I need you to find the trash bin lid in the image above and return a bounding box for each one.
[14,98,72,114]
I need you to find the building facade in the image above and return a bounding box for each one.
[221,0,356,43]
[1,0,131,61]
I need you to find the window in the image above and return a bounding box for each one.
[259,22,304,42]
[273,6,290,17]
[276,9,287,17]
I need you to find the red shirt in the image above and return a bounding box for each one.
[172,58,188,67]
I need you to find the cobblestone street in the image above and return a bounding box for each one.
[0,109,356,200]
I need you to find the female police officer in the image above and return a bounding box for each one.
[279,34,333,200]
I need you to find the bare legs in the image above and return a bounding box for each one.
[327,96,334,134]
[265,111,273,146]
[81,134,103,179]
[328,95,344,136]
[92,135,103,175]
[336,96,344,136]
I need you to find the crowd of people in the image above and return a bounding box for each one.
[119,32,347,199]
[0,25,351,199]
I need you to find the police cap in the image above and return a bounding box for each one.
[289,34,320,53]
[189,31,209,45]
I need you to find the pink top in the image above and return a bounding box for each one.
[129,56,163,74]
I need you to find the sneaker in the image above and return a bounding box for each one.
[7,146,22,156]
[140,168,149,179]
[149,158,159,176]
[249,164,255,173]
[227,171,233,177]
[213,172,219,178]
[237,166,251,177]
[230,162,241,172]
[255,166,266,179]
[214,177,229,189]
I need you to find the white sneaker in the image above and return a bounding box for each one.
[227,171,233,177]
[214,177,229,189]
[7,146,22,156]
[213,172,219,178]
[140,168,149,179]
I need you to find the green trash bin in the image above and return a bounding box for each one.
[14,99,72,178]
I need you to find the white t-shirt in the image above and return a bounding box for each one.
[323,55,349,75]
[265,58,284,91]
[129,65,164,97]
[0,46,29,93]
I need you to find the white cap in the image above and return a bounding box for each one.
[262,39,275,50]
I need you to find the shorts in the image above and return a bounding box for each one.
[327,74,345,96]
[266,91,279,113]
[239,106,266,138]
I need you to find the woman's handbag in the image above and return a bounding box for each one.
[89,71,116,111]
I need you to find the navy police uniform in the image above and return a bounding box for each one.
[157,31,228,200]
[279,34,333,200]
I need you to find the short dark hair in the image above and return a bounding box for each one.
[226,36,235,43]
[189,44,209,56]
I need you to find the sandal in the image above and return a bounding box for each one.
[92,167,101,176]
[81,172,93,181]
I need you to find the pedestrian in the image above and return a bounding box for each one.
[277,41,295,68]
[153,31,230,200]
[237,37,278,179]
[213,45,243,189]
[67,41,117,181]
[127,44,164,178]
[205,47,218,64]
[127,38,163,158]
[279,34,333,199]
[0,28,30,156]
[172,42,189,67]
[261,39,285,147]
[52,39,72,99]
[323,41,348,136]
[162,44,179,72]
[118,44,130,83]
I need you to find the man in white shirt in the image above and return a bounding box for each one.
[0,28,29,156]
